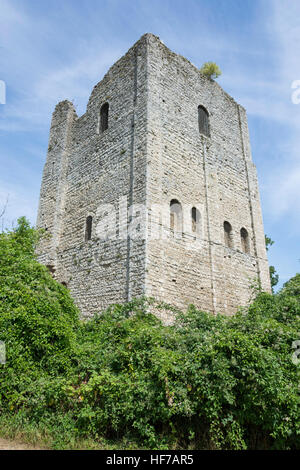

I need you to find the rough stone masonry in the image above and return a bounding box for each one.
[36,33,271,321]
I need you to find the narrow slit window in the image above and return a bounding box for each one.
[100,102,109,132]
[240,227,250,254]
[198,105,210,137]
[170,199,183,234]
[191,207,201,234]
[224,221,233,248]
[85,216,93,241]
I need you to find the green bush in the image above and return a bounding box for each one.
[0,219,299,449]
[0,218,79,406]
[199,62,222,79]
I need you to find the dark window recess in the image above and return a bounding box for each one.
[170,199,183,232]
[198,105,210,137]
[85,216,93,241]
[191,207,201,234]
[100,102,109,132]
[224,221,233,248]
[240,227,250,254]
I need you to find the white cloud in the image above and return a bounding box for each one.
[256,0,300,231]
[0,0,299,243]
[0,182,38,229]
[0,0,124,132]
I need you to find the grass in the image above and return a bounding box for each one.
[0,412,149,450]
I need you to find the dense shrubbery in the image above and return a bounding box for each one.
[0,219,299,449]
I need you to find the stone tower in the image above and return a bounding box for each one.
[36,33,271,320]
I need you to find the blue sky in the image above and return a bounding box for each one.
[0,0,299,288]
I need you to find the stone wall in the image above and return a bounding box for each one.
[144,34,271,317]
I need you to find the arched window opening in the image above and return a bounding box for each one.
[85,216,93,241]
[224,221,233,248]
[198,105,210,137]
[240,227,250,254]
[191,207,201,234]
[100,102,109,132]
[170,199,183,234]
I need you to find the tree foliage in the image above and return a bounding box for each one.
[199,62,222,79]
[0,219,299,449]
[265,235,279,292]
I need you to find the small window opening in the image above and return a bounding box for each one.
[191,207,201,234]
[240,227,250,254]
[224,221,233,248]
[85,216,93,241]
[198,105,210,137]
[170,199,183,233]
[100,102,109,132]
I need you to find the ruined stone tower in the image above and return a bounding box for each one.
[36,33,271,320]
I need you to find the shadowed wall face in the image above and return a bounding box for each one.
[36,36,149,318]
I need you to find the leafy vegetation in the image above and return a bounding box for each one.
[265,235,279,292]
[0,219,299,449]
[199,62,222,79]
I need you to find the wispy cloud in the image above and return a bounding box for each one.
[0,0,125,132]
[257,0,300,227]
